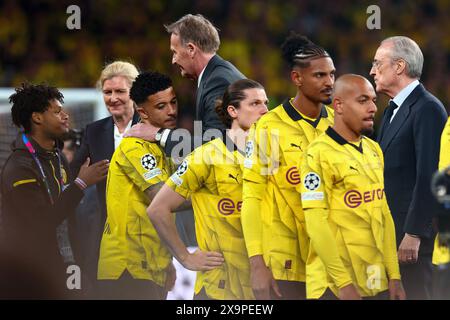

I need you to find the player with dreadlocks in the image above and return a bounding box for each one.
[241,32,336,299]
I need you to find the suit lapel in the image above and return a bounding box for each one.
[196,55,221,120]
[131,111,140,125]
[380,84,424,152]
[101,117,115,159]
[103,112,139,157]
[377,107,390,142]
[195,85,203,120]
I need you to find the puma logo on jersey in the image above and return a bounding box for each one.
[228,173,239,183]
[349,166,359,173]
[290,143,303,151]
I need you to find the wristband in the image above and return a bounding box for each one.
[74,177,87,190]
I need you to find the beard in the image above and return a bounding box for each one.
[361,127,374,137]
[322,97,332,105]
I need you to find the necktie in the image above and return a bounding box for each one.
[380,100,398,141]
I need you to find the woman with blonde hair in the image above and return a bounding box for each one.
[71,60,141,298]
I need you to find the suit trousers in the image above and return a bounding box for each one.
[400,255,433,300]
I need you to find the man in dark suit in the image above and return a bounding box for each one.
[126,14,245,154]
[370,36,448,299]
[70,61,140,298]
[125,14,245,248]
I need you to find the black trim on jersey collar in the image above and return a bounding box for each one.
[326,127,364,154]
[282,99,328,128]
[221,131,245,156]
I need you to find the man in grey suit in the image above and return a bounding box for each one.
[127,14,245,155]
[126,14,245,248]
[371,36,448,299]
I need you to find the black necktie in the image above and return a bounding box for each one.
[380,100,398,140]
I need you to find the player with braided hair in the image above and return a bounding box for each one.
[241,32,336,299]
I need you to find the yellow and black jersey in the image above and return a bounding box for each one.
[98,137,173,287]
[300,127,400,298]
[166,135,254,300]
[433,117,450,265]
[439,118,450,169]
[241,99,334,282]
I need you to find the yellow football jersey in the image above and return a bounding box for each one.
[166,135,254,300]
[439,118,450,170]
[433,117,450,265]
[98,137,173,287]
[300,127,400,298]
[241,99,334,282]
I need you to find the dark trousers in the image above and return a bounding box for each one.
[271,280,306,300]
[97,270,167,300]
[400,255,433,300]
[319,288,390,300]
[432,263,450,299]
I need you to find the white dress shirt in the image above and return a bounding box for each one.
[113,119,133,149]
[389,79,420,123]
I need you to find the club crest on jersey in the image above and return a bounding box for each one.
[141,154,157,170]
[286,166,300,185]
[303,172,321,191]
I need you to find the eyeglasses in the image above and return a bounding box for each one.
[372,58,400,70]
[371,60,385,70]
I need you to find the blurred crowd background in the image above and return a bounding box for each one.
[0,0,449,300]
[0,0,449,166]
[0,0,449,176]
[1,0,449,111]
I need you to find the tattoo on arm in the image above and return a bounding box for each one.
[145,181,164,201]
[145,183,191,212]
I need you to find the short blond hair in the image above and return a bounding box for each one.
[96,61,139,90]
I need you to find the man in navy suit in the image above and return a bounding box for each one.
[370,36,448,299]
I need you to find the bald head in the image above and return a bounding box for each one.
[332,74,377,140]
[333,74,373,100]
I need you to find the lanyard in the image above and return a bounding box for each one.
[22,133,63,205]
